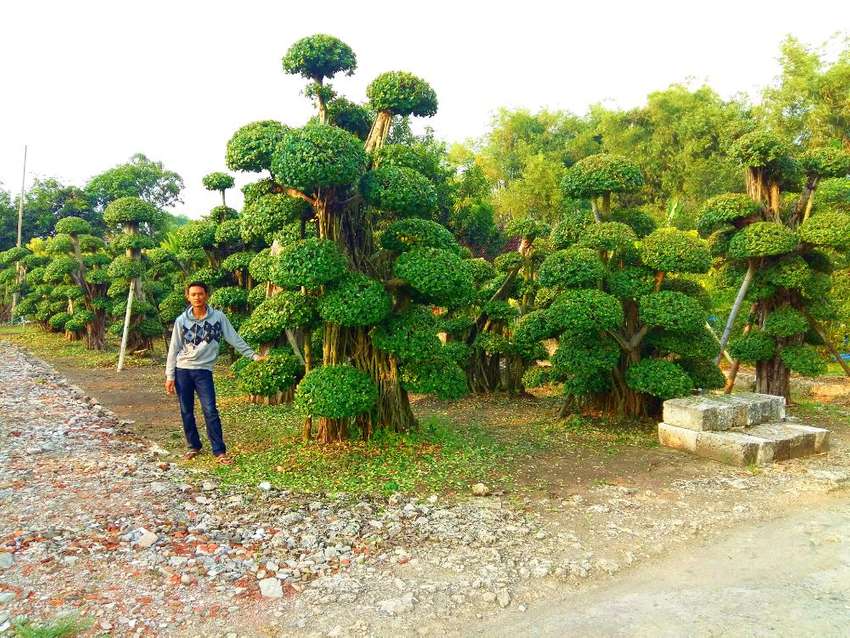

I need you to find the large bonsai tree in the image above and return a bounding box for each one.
[700,132,850,397]
[103,196,165,351]
[225,35,470,442]
[519,154,720,417]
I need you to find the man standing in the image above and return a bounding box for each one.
[165,281,262,464]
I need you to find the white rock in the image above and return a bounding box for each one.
[259,577,283,598]
[471,483,490,496]
[497,589,511,608]
[135,528,158,549]
[0,553,12,569]
[376,592,415,615]
[258,481,272,491]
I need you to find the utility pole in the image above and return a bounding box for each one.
[10,145,27,320]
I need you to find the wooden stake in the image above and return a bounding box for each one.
[117,282,135,371]
[715,260,756,366]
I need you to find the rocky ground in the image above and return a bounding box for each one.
[1,340,849,637]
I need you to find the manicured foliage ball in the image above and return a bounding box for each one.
[241,178,276,205]
[800,146,850,179]
[780,344,826,377]
[547,288,624,334]
[54,216,91,236]
[512,309,557,345]
[463,258,497,286]
[220,251,255,273]
[441,341,471,365]
[813,177,850,213]
[282,34,356,80]
[506,218,551,240]
[103,197,161,226]
[640,228,711,273]
[729,130,789,168]
[625,359,693,400]
[696,194,763,235]
[175,221,216,250]
[561,154,644,199]
[646,328,720,360]
[550,209,593,248]
[374,144,440,177]
[400,358,467,400]
[247,284,267,308]
[578,221,637,253]
[727,222,799,259]
[159,292,188,323]
[240,193,309,245]
[538,247,603,289]
[481,300,517,323]
[295,364,378,418]
[610,208,657,238]
[237,353,302,396]
[46,234,74,255]
[326,97,372,139]
[0,246,30,265]
[202,172,235,192]
[438,315,475,339]
[210,286,248,309]
[360,165,438,218]
[209,205,239,223]
[393,247,475,307]
[48,312,71,330]
[43,255,77,282]
[380,218,460,253]
[84,269,111,286]
[257,290,318,330]
[639,291,704,334]
[728,330,776,362]
[371,306,440,362]
[493,252,523,273]
[551,336,620,377]
[367,71,438,117]
[680,359,725,390]
[606,266,656,301]
[272,124,367,193]
[226,121,288,173]
[319,272,392,327]
[215,219,242,246]
[248,249,276,283]
[763,307,808,338]
[273,238,347,289]
[799,211,850,248]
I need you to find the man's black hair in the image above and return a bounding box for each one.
[185,280,209,294]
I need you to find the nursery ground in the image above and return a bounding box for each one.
[2,327,850,637]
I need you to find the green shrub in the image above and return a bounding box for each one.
[547,288,623,334]
[799,211,850,248]
[639,291,704,334]
[394,247,475,307]
[727,222,799,259]
[380,218,460,254]
[640,228,711,273]
[226,120,288,173]
[371,306,441,362]
[55,216,92,236]
[728,330,776,362]
[780,344,826,377]
[610,208,657,238]
[319,272,392,326]
[274,238,347,289]
[103,197,160,226]
[361,165,437,218]
[237,353,302,396]
[538,247,604,289]
[607,265,656,301]
[282,34,356,80]
[625,359,693,400]
[272,123,367,193]
[202,171,235,192]
[578,221,637,252]
[400,357,467,400]
[763,307,809,337]
[295,364,378,418]
[210,286,249,309]
[696,194,762,235]
[561,154,644,199]
[367,71,438,117]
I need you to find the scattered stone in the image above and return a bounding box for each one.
[135,528,158,549]
[471,483,490,497]
[496,589,511,608]
[376,593,415,615]
[0,553,12,570]
[258,481,272,491]
[259,577,283,599]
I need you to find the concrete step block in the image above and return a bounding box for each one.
[658,422,764,466]
[746,422,829,460]
[662,392,784,431]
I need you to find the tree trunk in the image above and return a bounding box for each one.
[85,309,107,351]
[756,356,791,398]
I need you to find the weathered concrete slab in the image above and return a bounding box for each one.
[658,419,829,466]
[662,393,784,431]
[658,423,764,466]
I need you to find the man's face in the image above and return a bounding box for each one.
[186,286,208,309]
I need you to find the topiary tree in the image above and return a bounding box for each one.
[40,216,112,349]
[561,154,644,221]
[202,171,235,206]
[226,35,466,443]
[699,133,850,397]
[103,197,164,351]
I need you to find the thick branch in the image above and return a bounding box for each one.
[465,265,522,346]
[285,188,318,207]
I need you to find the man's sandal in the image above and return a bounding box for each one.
[214,454,233,466]
[183,449,201,460]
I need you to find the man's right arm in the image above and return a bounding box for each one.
[165,321,182,381]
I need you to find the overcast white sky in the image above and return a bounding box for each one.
[1,0,846,218]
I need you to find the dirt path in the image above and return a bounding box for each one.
[2,340,850,637]
[474,493,850,637]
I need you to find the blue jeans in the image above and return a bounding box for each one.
[175,368,226,455]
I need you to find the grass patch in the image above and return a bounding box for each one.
[0,324,163,368]
[13,615,92,638]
